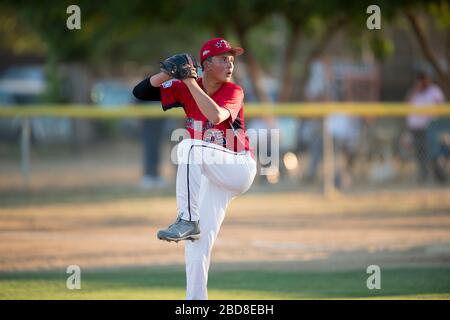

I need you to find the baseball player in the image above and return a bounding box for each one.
[132,38,256,300]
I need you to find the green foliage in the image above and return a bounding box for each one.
[246,15,285,73]
[429,0,450,29]
[369,34,395,61]
[2,0,448,66]
[42,54,66,103]
[2,0,450,101]
[0,6,46,55]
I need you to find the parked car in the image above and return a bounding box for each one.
[0,65,72,143]
[91,80,134,107]
[91,80,139,138]
[0,65,46,103]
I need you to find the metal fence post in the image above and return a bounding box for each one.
[20,117,31,189]
[323,117,336,198]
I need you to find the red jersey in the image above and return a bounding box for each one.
[159,78,252,155]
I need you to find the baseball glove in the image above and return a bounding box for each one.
[159,53,199,80]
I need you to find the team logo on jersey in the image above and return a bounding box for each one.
[186,118,194,129]
[162,80,173,88]
[186,118,204,132]
[204,129,226,146]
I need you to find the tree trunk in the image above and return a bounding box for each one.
[60,63,94,103]
[278,23,301,102]
[404,8,449,98]
[60,62,96,146]
[294,17,347,101]
[234,24,271,102]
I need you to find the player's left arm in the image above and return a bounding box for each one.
[182,78,231,124]
[133,77,162,101]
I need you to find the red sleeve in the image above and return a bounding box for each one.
[159,79,186,111]
[216,84,244,122]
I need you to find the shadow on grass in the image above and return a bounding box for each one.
[1,265,449,299]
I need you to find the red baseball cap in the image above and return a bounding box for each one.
[199,37,244,65]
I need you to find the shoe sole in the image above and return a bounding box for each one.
[157,233,200,243]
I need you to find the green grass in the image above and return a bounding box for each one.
[1,266,449,300]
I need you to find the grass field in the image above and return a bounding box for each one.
[1,186,450,300]
[1,266,450,300]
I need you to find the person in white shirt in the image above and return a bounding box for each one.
[406,72,445,182]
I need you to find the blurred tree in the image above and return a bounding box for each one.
[0,0,109,102]
[231,0,273,102]
[1,0,206,102]
[273,0,327,102]
[275,0,354,101]
[0,6,46,56]
[283,0,399,102]
[404,0,450,98]
[4,0,449,104]
[183,0,272,102]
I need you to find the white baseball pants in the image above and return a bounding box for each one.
[175,138,257,300]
